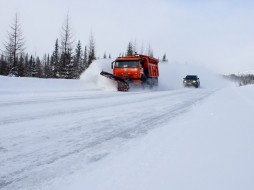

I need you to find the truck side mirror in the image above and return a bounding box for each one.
[111,62,114,69]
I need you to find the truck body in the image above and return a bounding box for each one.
[100,54,159,91]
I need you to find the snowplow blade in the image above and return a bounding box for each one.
[100,71,129,91]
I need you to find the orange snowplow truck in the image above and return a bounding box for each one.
[100,54,159,91]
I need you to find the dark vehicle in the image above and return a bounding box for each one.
[183,75,200,88]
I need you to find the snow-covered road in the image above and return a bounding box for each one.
[0,87,214,190]
[2,59,242,190]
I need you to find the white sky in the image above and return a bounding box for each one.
[1,0,254,73]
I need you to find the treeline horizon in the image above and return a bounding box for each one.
[0,13,168,79]
[225,74,254,86]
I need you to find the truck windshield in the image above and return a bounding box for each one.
[115,61,138,68]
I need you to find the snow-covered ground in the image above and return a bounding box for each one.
[1,59,253,190]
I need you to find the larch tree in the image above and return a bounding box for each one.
[4,13,25,76]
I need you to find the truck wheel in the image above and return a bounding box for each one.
[141,74,147,82]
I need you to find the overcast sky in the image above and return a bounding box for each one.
[1,0,254,73]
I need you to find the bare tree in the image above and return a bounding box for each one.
[133,40,138,54]
[140,42,144,55]
[146,44,153,57]
[4,13,25,76]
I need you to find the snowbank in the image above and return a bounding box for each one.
[80,59,116,91]
[0,76,87,94]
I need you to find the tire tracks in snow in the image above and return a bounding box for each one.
[0,89,215,190]
[0,90,190,126]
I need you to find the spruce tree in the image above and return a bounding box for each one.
[60,14,73,78]
[83,46,88,70]
[0,55,9,76]
[162,53,167,62]
[87,33,96,66]
[28,55,35,77]
[73,40,83,78]
[126,42,133,56]
[42,54,49,78]
[133,40,137,54]
[17,53,25,77]
[35,56,42,78]
[51,39,60,78]
[24,53,30,77]
[103,52,107,59]
[46,54,51,78]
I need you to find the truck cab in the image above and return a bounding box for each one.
[112,58,144,80]
[101,54,159,91]
[112,54,159,82]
